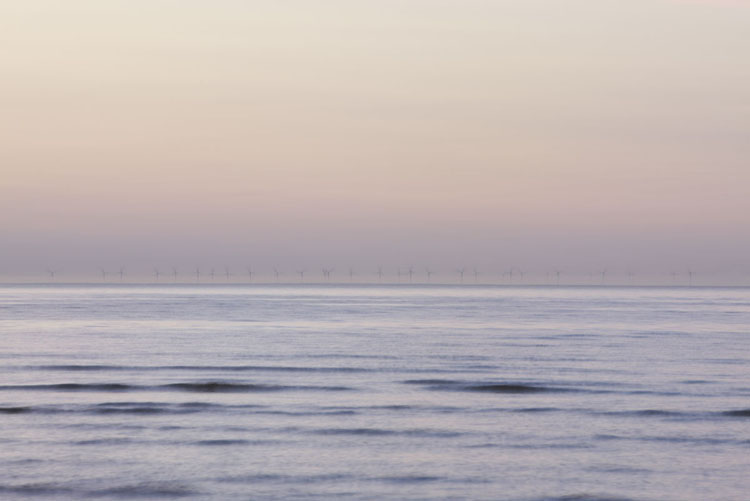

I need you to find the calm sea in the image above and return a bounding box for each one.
[1,284,749,500]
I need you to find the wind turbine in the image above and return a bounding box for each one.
[246,267,254,282]
[45,267,59,281]
[600,269,607,284]
[473,267,480,283]
[99,268,109,281]
[118,267,126,282]
[687,268,694,287]
[425,267,434,282]
[397,267,402,282]
[297,269,306,282]
[457,267,466,283]
[407,266,414,283]
[209,268,216,281]
[376,266,384,282]
[195,267,201,282]
[627,270,636,284]
[153,268,161,282]
[273,267,281,282]
[322,268,334,281]
[554,268,562,286]
[224,266,232,281]
[348,267,355,282]
[172,267,178,282]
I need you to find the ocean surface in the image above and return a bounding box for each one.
[0,284,748,500]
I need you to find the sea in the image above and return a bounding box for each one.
[0,284,748,500]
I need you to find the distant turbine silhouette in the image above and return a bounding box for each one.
[348,267,355,282]
[425,267,434,282]
[224,267,232,281]
[297,269,306,282]
[322,268,334,281]
[153,268,161,282]
[457,267,466,283]
[246,267,254,282]
[209,268,216,281]
[172,267,178,282]
[397,267,402,282]
[407,266,414,283]
[554,269,561,285]
[45,267,59,281]
[376,266,384,282]
[600,269,607,284]
[669,271,679,283]
[273,267,281,282]
[473,267,480,283]
[687,268,694,287]
[627,270,636,284]
[118,267,126,282]
[195,267,201,282]
[99,268,109,281]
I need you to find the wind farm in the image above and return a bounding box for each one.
[7,263,741,286]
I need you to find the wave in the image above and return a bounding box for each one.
[0,484,77,496]
[402,379,571,393]
[312,428,462,438]
[0,381,354,393]
[193,439,254,446]
[535,495,636,501]
[31,364,369,373]
[89,482,197,498]
[723,409,750,417]
[0,406,32,414]
[0,481,197,498]
[219,473,355,484]
[594,433,747,446]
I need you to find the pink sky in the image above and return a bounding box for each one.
[1,1,748,281]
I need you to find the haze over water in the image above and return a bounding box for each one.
[1,284,749,500]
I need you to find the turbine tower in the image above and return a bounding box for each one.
[376,266,384,282]
[425,267,434,282]
[457,267,466,283]
[322,267,334,281]
[172,267,178,282]
[118,267,126,282]
[153,268,161,282]
[627,270,636,284]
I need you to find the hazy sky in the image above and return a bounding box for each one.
[1,1,749,280]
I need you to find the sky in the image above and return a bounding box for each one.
[1,0,749,282]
